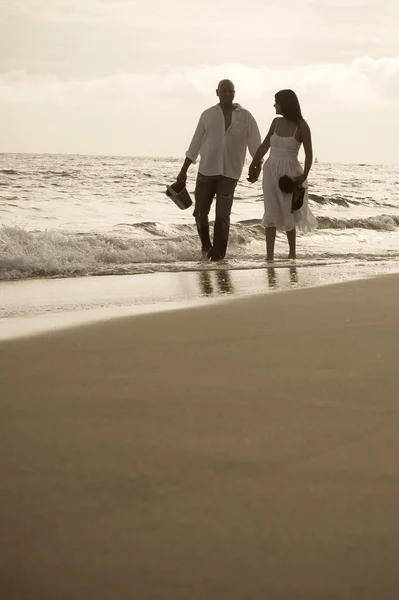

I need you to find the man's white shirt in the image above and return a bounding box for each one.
[185,104,261,180]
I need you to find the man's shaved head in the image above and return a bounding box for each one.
[217,79,235,92]
[216,79,235,108]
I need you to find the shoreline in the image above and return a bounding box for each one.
[1,260,399,342]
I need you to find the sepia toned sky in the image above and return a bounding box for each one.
[1,0,399,163]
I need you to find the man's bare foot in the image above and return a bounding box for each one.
[288,253,296,260]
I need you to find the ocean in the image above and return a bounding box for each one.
[1,153,399,282]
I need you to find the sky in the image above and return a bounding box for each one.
[1,0,399,163]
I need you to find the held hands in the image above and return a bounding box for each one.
[247,162,262,183]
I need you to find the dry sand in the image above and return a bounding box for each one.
[1,274,399,599]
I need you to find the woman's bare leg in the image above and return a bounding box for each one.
[286,228,296,259]
[265,227,276,262]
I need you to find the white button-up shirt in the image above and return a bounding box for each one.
[185,104,261,180]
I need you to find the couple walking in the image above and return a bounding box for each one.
[176,80,317,262]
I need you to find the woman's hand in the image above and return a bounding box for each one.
[293,174,307,187]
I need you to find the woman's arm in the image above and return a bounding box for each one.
[250,118,277,166]
[248,118,277,182]
[295,120,313,186]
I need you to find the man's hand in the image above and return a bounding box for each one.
[176,170,187,184]
[247,162,262,183]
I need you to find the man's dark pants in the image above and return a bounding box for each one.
[193,173,238,260]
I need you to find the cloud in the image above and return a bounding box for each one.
[5,0,397,42]
[3,0,107,23]
[1,57,398,107]
[353,56,399,98]
[2,0,398,83]
[3,0,214,25]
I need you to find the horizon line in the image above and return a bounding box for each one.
[0,151,395,167]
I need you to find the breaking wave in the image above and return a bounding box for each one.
[1,217,399,281]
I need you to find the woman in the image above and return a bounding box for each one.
[249,90,317,261]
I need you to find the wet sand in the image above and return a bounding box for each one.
[1,275,399,599]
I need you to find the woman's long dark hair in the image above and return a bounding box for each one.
[275,89,303,124]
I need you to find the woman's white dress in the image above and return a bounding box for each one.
[262,120,318,233]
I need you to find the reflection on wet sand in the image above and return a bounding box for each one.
[267,267,277,289]
[289,266,299,286]
[216,270,234,294]
[198,271,213,296]
[198,265,299,298]
[198,270,235,296]
[267,265,299,290]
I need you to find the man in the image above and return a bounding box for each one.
[176,80,262,261]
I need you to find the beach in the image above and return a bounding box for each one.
[4,0,399,596]
[1,273,399,599]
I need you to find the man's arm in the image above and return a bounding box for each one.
[176,157,193,182]
[177,116,205,182]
